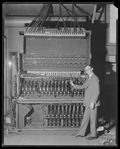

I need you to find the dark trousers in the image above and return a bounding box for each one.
[77,106,97,137]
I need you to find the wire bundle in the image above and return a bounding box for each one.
[24,4,86,37]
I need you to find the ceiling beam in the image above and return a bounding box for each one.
[75,4,91,16]
[4,16,87,27]
[62,4,77,16]
[91,4,97,23]
[3,3,94,17]
[98,5,105,21]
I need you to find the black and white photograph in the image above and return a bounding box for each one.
[2,2,118,146]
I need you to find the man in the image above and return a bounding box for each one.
[70,65,100,140]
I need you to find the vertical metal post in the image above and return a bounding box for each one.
[4,36,7,115]
[17,52,19,97]
[92,4,97,23]
[105,4,106,24]
[16,103,19,129]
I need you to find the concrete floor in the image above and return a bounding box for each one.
[3,126,116,146]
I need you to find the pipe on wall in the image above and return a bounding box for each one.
[4,36,8,116]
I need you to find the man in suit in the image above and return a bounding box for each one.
[70,65,100,140]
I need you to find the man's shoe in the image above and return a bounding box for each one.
[87,136,98,140]
[72,134,84,137]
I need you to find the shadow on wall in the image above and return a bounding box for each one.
[88,23,117,122]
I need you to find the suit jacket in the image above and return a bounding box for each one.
[73,73,100,107]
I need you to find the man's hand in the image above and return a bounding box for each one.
[70,80,74,87]
[90,102,95,109]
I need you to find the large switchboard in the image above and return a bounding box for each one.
[15,28,91,130]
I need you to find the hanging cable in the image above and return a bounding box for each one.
[61,4,74,29]
[60,4,67,31]
[55,16,61,29]
[25,4,45,33]
[28,4,50,33]
[4,96,18,117]
[62,4,78,30]
[36,4,51,31]
[26,13,45,33]
[73,4,80,29]
[35,4,52,33]
[29,4,47,33]
[72,4,76,31]
[61,4,71,30]
[62,4,79,16]
[70,13,73,28]
[55,5,62,29]
[39,4,52,30]
[55,4,63,29]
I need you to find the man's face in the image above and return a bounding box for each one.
[85,66,93,75]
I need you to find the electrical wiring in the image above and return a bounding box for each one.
[4,96,18,117]
[73,4,80,29]
[61,4,71,29]
[55,10,62,29]
[32,5,48,33]
[28,14,44,33]
[72,4,76,31]
[55,16,61,29]
[25,3,84,35]
[55,4,63,29]
[39,4,52,30]
[31,4,51,33]
[36,4,52,29]
[25,4,82,34]
[27,4,47,33]
[4,96,21,135]
[56,5,66,28]
[60,4,67,31]
[62,4,79,17]
[75,4,90,16]
[62,4,78,30]
[62,4,73,29]
[70,15,73,28]
[46,15,51,22]
[25,105,33,111]
[25,4,46,33]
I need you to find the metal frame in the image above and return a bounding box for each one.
[92,4,97,23]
